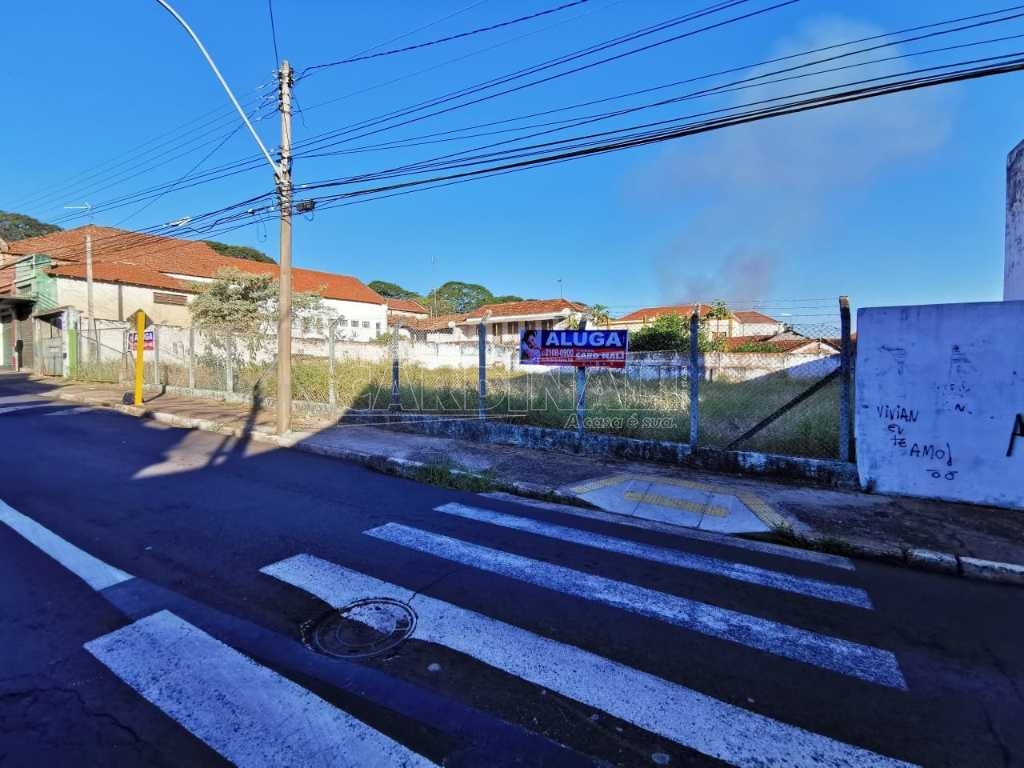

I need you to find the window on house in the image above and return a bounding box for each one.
[362,320,370,328]
[375,322,381,333]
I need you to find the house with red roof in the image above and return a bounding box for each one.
[0,225,388,372]
[615,304,787,338]
[400,298,588,344]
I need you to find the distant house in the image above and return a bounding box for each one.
[722,335,839,355]
[402,298,587,344]
[616,304,786,338]
[385,297,430,323]
[0,225,388,373]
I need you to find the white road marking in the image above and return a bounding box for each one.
[43,406,94,417]
[435,503,872,609]
[85,610,438,768]
[0,499,133,591]
[263,554,917,768]
[480,491,856,571]
[365,523,906,689]
[0,403,55,415]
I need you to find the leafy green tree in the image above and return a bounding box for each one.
[707,299,732,320]
[203,240,275,263]
[628,313,723,353]
[189,267,326,362]
[588,303,611,328]
[0,211,60,242]
[368,280,422,300]
[489,294,525,304]
[426,281,494,314]
[733,341,780,353]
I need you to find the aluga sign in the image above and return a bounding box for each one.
[519,329,629,369]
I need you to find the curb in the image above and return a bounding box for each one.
[49,389,1024,588]
[763,529,1024,586]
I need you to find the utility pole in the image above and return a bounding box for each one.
[276,60,294,435]
[154,1,295,434]
[85,232,96,361]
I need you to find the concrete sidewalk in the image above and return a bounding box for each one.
[23,376,1024,585]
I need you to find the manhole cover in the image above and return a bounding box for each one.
[309,598,416,659]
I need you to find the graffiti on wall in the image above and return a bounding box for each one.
[1009,414,1024,457]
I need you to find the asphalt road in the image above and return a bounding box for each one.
[1,373,1022,768]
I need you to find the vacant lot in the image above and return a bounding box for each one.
[72,355,842,459]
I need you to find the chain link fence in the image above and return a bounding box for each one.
[62,301,853,460]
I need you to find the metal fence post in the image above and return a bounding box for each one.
[390,321,401,411]
[188,326,196,390]
[689,311,700,446]
[327,320,337,409]
[839,295,853,462]
[152,325,161,386]
[575,318,588,437]
[477,321,487,419]
[226,334,235,394]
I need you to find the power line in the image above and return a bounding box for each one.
[292,19,1024,190]
[295,0,621,117]
[268,0,281,66]
[289,0,768,155]
[291,55,1024,213]
[299,0,591,74]
[47,102,277,226]
[8,85,273,215]
[296,5,1024,164]
[344,0,491,60]
[112,122,248,227]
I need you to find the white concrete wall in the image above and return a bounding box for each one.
[1006,140,1024,300]
[856,300,1024,510]
[56,278,193,326]
[325,298,388,342]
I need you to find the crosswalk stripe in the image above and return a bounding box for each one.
[85,610,438,768]
[365,523,906,689]
[262,554,917,768]
[0,498,133,592]
[479,491,856,571]
[434,503,872,609]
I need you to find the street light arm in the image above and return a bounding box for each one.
[153,0,282,178]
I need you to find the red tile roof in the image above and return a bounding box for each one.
[721,335,838,353]
[733,310,781,325]
[617,304,782,325]
[386,297,429,314]
[466,298,586,319]
[617,304,705,322]
[49,262,192,293]
[11,225,385,305]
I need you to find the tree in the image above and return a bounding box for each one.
[0,211,60,242]
[426,281,494,314]
[588,304,611,328]
[203,240,275,263]
[368,280,421,300]
[189,267,327,362]
[707,299,731,320]
[490,294,525,304]
[628,313,724,353]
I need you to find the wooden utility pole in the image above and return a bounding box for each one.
[153,1,294,434]
[276,60,294,435]
[85,232,96,361]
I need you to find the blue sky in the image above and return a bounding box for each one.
[3,0,1023,323]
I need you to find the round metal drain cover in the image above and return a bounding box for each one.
[310,598,416,659]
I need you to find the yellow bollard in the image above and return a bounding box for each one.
[134,311,145,406]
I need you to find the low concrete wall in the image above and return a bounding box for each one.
[856,300,1024,510]
[338,411,857,488]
